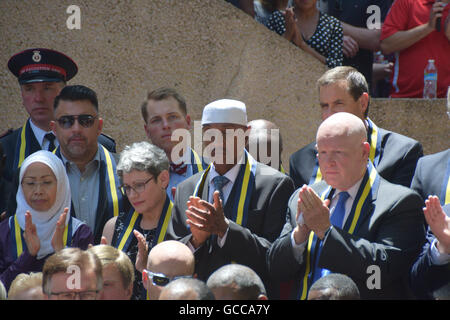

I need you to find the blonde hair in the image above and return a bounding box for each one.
[8,272,43,300]
[88,245,134,289]
[42,247,103,295]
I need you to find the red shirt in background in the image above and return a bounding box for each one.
[381,0,450,98]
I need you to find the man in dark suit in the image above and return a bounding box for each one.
[289,66,423,189]
[167,99,294,299]
[410,196,450,299]
[268,112,425,299]
[0,48,116,185]
[411,149,450,206]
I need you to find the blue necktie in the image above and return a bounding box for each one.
[212,175,230,203]
[312,191,350,284]
[330,191,350,228]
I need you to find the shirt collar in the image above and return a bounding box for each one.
[29,118,50,148]
[334,175,364,202]
[209,153,246,186]
[61,147,100,172]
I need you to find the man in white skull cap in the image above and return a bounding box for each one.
[167,98,294,299]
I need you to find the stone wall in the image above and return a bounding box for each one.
[1,0,448,172]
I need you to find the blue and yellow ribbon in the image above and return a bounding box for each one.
[193,150,256,227]
[13,120,33,170]
[9,214,73,260]
[191,149,206,175]
[115,196,173,252]
[441,157,450,205]
[54,144,123,218]
[298,162,380,299]
[100,145,123,217]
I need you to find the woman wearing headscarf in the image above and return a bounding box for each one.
[0,150,93,290]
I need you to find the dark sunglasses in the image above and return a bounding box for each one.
[56,114,98,129]
[143,269,191,287]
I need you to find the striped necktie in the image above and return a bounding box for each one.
[212,175,230,203]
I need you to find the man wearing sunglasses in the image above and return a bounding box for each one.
[0,48,116,220]
[141,240,195,300]
[47,85,125,244]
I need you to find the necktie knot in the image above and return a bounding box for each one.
[170,162,187,175]
[44,132,56,151]
[213,175,230,202]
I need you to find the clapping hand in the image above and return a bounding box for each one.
[51,208,69,252]
[185,196,213,248]
[134,230,148,273]
[298,185,331,240]
[424,195,450,254]
[23,211,40,257]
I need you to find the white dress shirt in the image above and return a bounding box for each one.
[29,119,59,150]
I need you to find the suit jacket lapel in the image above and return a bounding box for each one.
[347,171,380,233]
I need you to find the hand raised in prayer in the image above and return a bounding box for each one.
[298,185,331,240]
[134,230,148,273]
[424,195,450,254]
[293,188,312,245]
[185,196,213,248]
[51,208,69,252]
[23,211,40,257]
[283,7,298,42]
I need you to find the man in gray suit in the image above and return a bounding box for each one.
[289,66,423,189]
[268,112,425,299]
[167,99,294,299]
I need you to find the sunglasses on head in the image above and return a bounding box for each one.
[143,269,191,287]
[56,114,98,129]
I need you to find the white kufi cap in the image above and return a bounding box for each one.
[201,99,247,126]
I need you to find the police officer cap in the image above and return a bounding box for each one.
[8,48,78,84]
[201,99,247,126]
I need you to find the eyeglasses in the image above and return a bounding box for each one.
[142,269,191,287]
[21,180,56,191]
[48,290,100,300]
[56,114,98,129]
[120,177,153,195]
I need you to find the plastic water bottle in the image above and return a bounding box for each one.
[423,59,437,99]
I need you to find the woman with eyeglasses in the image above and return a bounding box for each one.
[102,141,172,300]
[0,150,93,292]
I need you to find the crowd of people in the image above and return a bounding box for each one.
[229,0,450,98]
[0,0,449,301]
